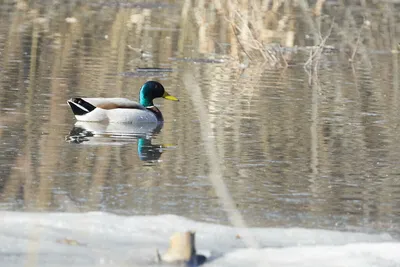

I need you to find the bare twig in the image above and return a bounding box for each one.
[304,20,334,74]
[229,22,253,61]
[349,18,369,63]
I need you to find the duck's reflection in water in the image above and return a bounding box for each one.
[65,121,169,161]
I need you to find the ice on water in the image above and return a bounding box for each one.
[0,211,399,267]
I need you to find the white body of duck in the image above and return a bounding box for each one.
[67,81,179,124]
[67,97,159,123]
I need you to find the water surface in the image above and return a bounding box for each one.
[0,2,400,238]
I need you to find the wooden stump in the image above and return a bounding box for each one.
[157,231,206,266]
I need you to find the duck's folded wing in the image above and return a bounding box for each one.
[82,98,146,110]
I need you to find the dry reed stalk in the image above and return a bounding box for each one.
[349,20,370,63]
[218,0,295,66]
[193,0,209,54]
[304,21,334,74]
[313,0,326,17]
[297,0,320,45]
[229,10,277,64]
[336,9,373,69]
[230,21,253,60]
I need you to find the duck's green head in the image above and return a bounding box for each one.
[139,81,179,107]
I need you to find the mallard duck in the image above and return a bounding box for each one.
[67,81,178,123]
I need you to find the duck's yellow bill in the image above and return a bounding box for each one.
[163,91,179,101]
[161,143,176,148]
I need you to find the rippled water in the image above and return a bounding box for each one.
[1,2,400,238]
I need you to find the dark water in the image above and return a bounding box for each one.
[0,2,400,237]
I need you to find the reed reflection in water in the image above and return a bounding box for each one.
[0,1,399,237]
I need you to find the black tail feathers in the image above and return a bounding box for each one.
[67,98,96,116]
